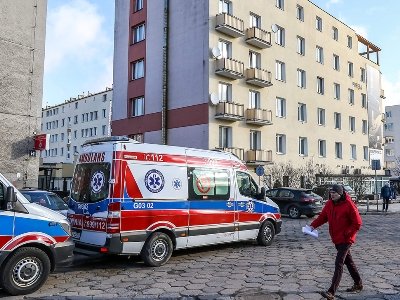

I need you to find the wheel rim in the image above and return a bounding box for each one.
[289,207,299,218]
[263,225,272,243]
[12,257,42,288]
[150,239,168,262]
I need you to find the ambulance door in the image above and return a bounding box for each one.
[0,182,14,250]
[235,171,260,240]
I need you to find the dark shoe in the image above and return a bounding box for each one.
[346,283,363,292]
[321,291,335,299]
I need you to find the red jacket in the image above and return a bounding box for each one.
[310,192,362,245]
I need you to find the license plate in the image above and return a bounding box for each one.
[71,229,81,240]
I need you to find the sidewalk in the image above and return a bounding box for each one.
[357,198,400,214]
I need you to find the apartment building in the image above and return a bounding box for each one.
[40,89,112,190]
[0,0,47,188]
[384,105,400,174]
[112,0,384,176]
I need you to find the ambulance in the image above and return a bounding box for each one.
[68,136,281,266]
[0,172,74,295]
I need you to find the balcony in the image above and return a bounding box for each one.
[215,147,244,161]
[245,27,272,48]
[245,68,273,87]
[215,101,244,121]
[246,149,272,164]
[215,58,244,79]
[380,89,386,99]
[215,13,244,38]
[245,108,272,126]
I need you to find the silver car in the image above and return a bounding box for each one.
[20,189,68,216]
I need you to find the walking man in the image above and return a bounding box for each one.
[309,184,363,299]
[381,183,391,212]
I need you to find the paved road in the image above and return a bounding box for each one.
[2,213,399,300]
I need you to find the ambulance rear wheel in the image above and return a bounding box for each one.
[0,247,50,296]
[257,220,275,246]
[141,232,173,267]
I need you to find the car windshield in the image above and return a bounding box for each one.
[22,192,68,211]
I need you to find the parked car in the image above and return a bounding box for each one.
[265,187,323,218]
[20,189,68,216]
[312,184,357,202]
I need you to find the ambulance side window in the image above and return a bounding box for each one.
[188,168,230,200]
[237,172,257,197]
[0,183,5,210]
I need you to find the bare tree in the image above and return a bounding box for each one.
[346,175,373,202]
[391,156,400,176]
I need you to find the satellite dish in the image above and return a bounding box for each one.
[271,24,279,33]
[209,93,219,105]
[211,47,222,59]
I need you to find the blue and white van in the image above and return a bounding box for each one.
[0,172,74,295]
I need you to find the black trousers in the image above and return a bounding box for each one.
[328,243,362,295]
[382,197,389,211]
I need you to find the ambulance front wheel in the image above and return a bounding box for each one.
[0,247,51,296]
[141,232,173,267]
[257,220,275,246]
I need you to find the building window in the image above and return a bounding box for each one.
[297,36,305,55]
[249,90,260,109]
[135,0,143,11]
[334,112,341,129]
[133,23,145,44]
[103,94,107,101]
[318,108,325,126]
[298,103,307,122]
[75,102,78,109]
[275,60,286,81]
[219,126,232,148]
[61,118,65,127]
[360,68,366,82]
[316,16,322,31]
[348,61,354,77]
[386,111,392,118]
[362,120,368,134]
[276,134,286,154]
[276,0,284,10]
[350,144,357,160]
[129,133,143,143]
[349,116,356,132]
[299,137,308,156]
[348,88,355,105]
[61,133,64,141]
[317,76,324,94]
[249,51,261,68]
[384,123,393,131]
[334,83,340,100]
[276,97,286,118]
[132,59,144,80]
[297,69,306,88]
[333,54,340,70]
[361,93,367,108]
[363,146,368,160]
[102,109,107,118]
[218,39,232,58]
[332,26,338,41]
[335,142,342,159]
[275,25,285,46]
[102,125,107,136]
[219,0,232,14]
[386,149,395,157]
[218,82,231,102]
[249,12,261,28]
[347,35,353,48]
[316,46,324,64]
[74,115,78,124]
[296,5,304,21]
[318,139,326,157]
[131,96,144,117]
[250,130,261,150]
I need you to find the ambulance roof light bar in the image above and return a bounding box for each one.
[83,136,138,146]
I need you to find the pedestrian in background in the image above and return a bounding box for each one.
[390,183,396,202]
[381,183,391,212]
[309,184,363,300]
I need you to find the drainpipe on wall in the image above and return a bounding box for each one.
[161,0,169,145]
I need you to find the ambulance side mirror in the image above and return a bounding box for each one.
[257,187,266,200]
[5,186,16,210]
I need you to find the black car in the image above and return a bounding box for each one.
[265,187,323,219]
[20,189,69,216]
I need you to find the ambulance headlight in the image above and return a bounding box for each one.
[60,221,71,236]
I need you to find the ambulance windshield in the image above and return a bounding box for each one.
[71,163,110,203]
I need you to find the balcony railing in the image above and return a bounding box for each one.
[246,149,272,164]
[245,108,272,125]
[215,13,244,38]
[380,89,386,99]
[215,147,244,161]
[215,101,244,121]
[245,27,272,48]
[215,58,245,79]
[245,68,273,87]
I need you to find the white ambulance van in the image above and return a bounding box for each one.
[68,136,281,266]
[0,172,74,295]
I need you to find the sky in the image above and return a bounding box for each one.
[43,0,400,107]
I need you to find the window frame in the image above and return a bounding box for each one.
[131,96,145,117]
[131,59,145,80]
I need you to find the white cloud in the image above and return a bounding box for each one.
[44,0,107,72]
[326,0,342,8]
[382,74,400,107]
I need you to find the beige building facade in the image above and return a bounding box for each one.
[112,0,383,178]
